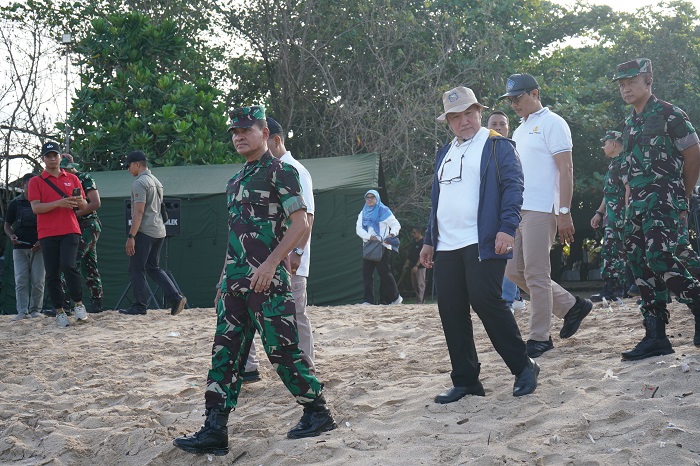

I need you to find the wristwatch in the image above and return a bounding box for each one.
[559,207,570,215]
[127,233,135,239]
[293,247,304,256]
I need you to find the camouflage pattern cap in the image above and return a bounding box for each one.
[60,153,81,170]
[227,105,266,132]
[611,58,653,82]
[600,130,622,143]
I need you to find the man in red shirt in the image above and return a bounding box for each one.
[27,141,89,327]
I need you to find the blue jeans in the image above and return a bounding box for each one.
[13,248,45,313]
[502,276,521,306]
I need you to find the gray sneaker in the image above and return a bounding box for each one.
[13,311,29,321]
[74,304,88,321]
[29,311,43,318]
[56,312,70,327]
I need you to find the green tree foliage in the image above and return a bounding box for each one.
[65,12,238,170]
[220,0,618,227]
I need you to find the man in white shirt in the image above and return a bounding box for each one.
[241,117,318,380]
[499,74,593,358]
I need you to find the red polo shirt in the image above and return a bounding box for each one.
[27,170,84,239]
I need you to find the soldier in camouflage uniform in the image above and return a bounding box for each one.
[173,106,336,457]
[60,155,103,312]
[613,58,700,360]
[590,131,626,302]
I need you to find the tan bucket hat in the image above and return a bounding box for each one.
[437,86,488,122]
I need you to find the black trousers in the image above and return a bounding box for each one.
[434,244,529,387]
[363,248,399,304]
[40,234,82,309]
[129,232,180,310]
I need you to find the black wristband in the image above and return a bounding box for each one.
[595,211,604,217]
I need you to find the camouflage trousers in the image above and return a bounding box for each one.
[61,218,103,301]
[600,224,626,288]
[205,290,323,411]
[626,210,700,321]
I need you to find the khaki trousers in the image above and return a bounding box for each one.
[505,210,576,341]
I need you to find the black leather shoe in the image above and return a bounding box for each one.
[88,298,103,313]
[513,358,540,397]
[526,337,553,358]
[119,307,147,315]
[287,396,337,439]
[434,383,485,404]
[171,295,187,316]
[560,296,593,338]
[240,370,261,383]
[173,409,229,456]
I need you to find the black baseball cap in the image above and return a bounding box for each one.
[266,117,283,136]
[124,150,147,169]
[41,141,61,157]
[498,73,540,100]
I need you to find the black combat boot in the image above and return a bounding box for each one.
[173,408,229,456]
[88,298,103,313]
[590,279,617,302]
[287,395,337,439]
[689,305,700,347]
[621,314,674,361]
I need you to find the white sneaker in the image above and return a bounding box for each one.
[13,311,28,321]
[511,300,527,312]
[390,295,403,305]
[56,312,70,327]
[74,304,88,321]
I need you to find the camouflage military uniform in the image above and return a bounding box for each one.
[206,151,322,411]
[60,171,103,306]
[600,153,627,286]
[623,94,700,321]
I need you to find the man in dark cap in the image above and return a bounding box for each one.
[59,154,104,312]
[173,106,336,456]
[499,74,593,358]
[590,131,626,302]
[613,58,700,359]
[121,150,187,316]
[4,173,45,320]
[240,116,319,382]
[27,142,88,327]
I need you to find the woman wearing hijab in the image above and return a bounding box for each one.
[356,190,402,305]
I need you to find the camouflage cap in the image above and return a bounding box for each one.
[600,130,622,143]
[611,58,653,82]
[227,105,266,132]
[60,153,81,170]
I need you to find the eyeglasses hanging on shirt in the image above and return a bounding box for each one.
[439,137,474,185]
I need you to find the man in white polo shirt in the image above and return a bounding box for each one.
[499,74,593,358]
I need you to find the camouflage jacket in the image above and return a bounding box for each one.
[77,171,99,220]
[603,154,625,227]
[622,95,700,215]
[222,151,306,294]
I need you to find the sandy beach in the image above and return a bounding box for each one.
[1,298,699,465]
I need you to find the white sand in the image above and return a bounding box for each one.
[1,299,699,465]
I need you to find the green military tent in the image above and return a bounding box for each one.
[0,153,385,312]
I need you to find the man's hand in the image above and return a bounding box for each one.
[55,197,79,209]
[290,253,301,275]
[495,232,515,255]
[214,288,222,309]
[125,237,136,256]
[9,234,19,246]
[250,258,277,292]
[590,213,601,229]
[31,241,41,252]
[557,213,575,244]
[419,244,434,269]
